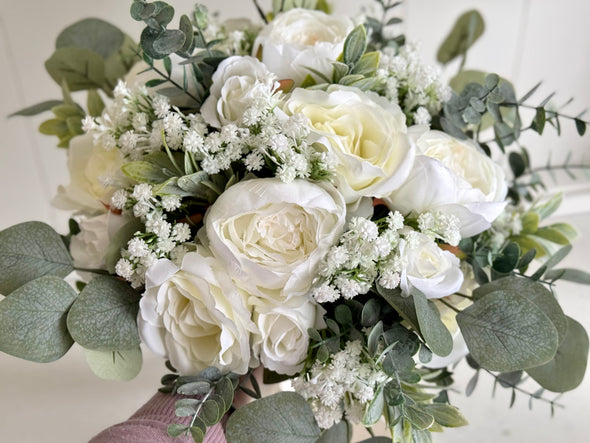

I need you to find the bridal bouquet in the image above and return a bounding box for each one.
[2,0,589,441]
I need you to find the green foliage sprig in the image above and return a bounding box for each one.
[364,0,405,51]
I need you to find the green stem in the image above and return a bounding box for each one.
[148,64,200,104]
[503,102,589,124]
[161,130,184,175]
[73,267,111,275]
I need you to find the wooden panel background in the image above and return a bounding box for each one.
[1,1,589,441]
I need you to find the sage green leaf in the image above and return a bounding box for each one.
[39,118,69,136]
[343,25,367,66]
[67,276,141,350]
[104,35,141,89]
[471,276,567,343]
[0,276,76,362]
[362,384,384,426]
[533,193,562,220]
[84,347,142,381]
[421,403,468,428]
[377,285,419,331]
[351,51,380,76]
[509,152,526,178]
[404,405,435,431]
[45,47,105,91]
[201,399,222,426]
[9,100,63,118]
[178,14,194,54]
[545,268,590,285]
[104,219,144,274]
[0,221,73,295]
[214,377,235,412]
[177,381,211,396]
[526,317,589,392]
[412,289,452,357]
[167,423,188,438]
[153,30,186,55]
[543,244,572,270]
[122,160,176,183]
[535,228,570,245]
[492,242,520,273]
[437,10,485,64]
[357,438,391,443]
[56,18,125,59]
[177,171,210,193]
[316,421,349,443]
[141,27,169,60]
[87,90,105,117]
[457,291,559,371]
[225,392,321,443]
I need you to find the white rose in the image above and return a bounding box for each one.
[125,54,200,108]
[53,134,128,214]
[69,212,131,270]
[203,178,346,301]
[201,56,277,128]
[253,8,354,85]
[283,85,415,211]
[385,130,507,237]
[251,297,321,375]
[138,251,258,375]
[399,231,463,299]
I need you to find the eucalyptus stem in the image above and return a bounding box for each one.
[503,102,590,124]
[161,130,184,175]
[148,64,200,104]
[73,267,111,275]
[252,0,268,24]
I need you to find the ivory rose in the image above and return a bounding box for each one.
[201,55,277,128]
[138,251,258,375]
[250,297,322,375]
[282,85,415,212]
[53,133,127,214]
[399,231,463,299]
[203,178,346,301]
[385,130,507,237]
[253,8,354,85]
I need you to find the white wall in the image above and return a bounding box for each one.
[1,1,589,441]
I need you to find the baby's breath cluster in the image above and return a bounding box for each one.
[376,44,451,125]
[292,340,388,429]
[312,210,461,303]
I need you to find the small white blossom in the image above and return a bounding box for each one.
[115,258,134,279]
[127,238,149,259]
[111,189,129,210]
[161,195,182,212]
[312,282,340,303]
[152,95,170,119]
[132,183,153,202]
[171,223,191,243]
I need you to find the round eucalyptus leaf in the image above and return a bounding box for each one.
[457,291,559,372]
[0,221,73,295]
[526,317,589,392]
[84,347,142,381]
[67,276,141,351]
[45,47,105,91]
[56,18,125,59]
[153,30,186,55]
[225,392,321,443]
[0,276,76,362]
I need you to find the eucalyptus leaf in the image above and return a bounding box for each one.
[437,10,485,64]
[67,276,141,350]
[457,291,559,371]
[84,347,142,381]
[0,221,73,295]
[87,90,105,117]
[56,18,125,59]
[471,276,567,343]
[45,47,106,91]
[225,392,321,443]
[404,405,435,431]
[362,384,384,426]
[545,268,590,285]
[153,29,186,54]
[0,276,76,362]
[377,285,420,331]
[9,100,64,118]
[412,289,452,357]
[122,160,176,183]
[525,317,588,392]
[316,421,348,443]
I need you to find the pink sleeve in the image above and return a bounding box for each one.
[89,392,227,443]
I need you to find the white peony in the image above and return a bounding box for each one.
[201,55,277,128]
[53,133,128,214]
[138,251,258,375]
[69,212,131,270]
[203,177,346,301]
[385,130,507,237]
[253,8,354,85]
[250,297,322,375]
[399,231,463,299]
[282,85,415,212]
